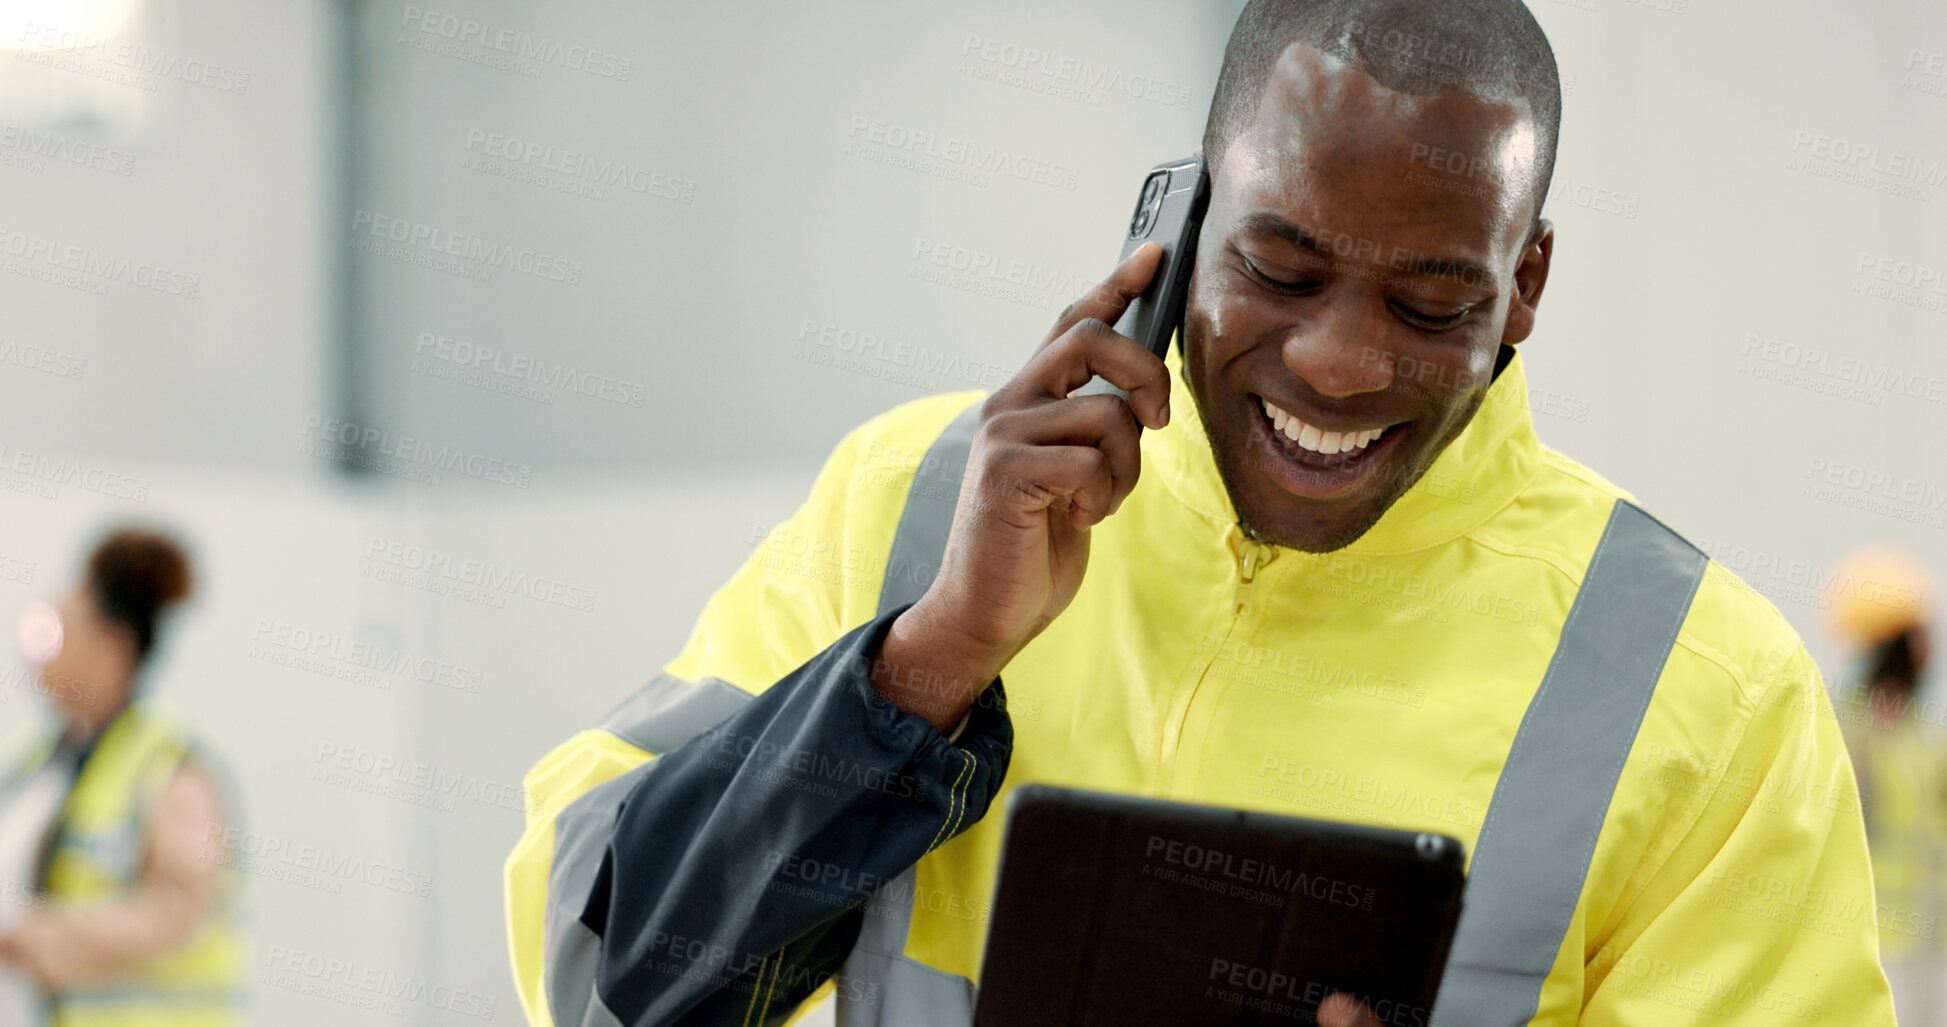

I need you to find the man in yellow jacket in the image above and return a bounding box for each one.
[507,1,1896,1024]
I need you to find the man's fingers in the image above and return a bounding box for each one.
[1040,240,1164,350]
[1024,317,1170,429]
[984,395,1143,519]
[977,443,1115,531]
[1318,993,1386,1027]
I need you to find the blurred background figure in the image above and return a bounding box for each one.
[0,528,242,1026]
[1831,547,1940,1026]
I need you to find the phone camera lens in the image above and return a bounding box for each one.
[1415,834,1444,860]
[1129,173,1167,238]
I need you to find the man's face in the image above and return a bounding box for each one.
[1183,42,1553,552]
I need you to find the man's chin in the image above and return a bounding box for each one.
[1238,498,1389,554]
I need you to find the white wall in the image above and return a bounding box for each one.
[1,0,1943,1024]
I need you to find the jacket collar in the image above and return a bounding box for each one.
[1149,334,1542,556]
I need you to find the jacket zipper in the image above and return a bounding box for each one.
[1229,526,1279,615]
[1159,528,1277,796]
[1234,542,1265,614]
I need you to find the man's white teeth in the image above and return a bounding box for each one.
[1260,397,1384,456]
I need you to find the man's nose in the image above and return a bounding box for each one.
[1278,302,1396,400]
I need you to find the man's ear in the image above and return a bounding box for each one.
[1502,218,1553,345]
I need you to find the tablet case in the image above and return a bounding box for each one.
[973,785,1466,1026]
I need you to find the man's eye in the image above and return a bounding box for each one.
[1242,257,1319,294]
[1390,300,1470,331]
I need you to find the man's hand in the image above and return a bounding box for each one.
[872,241,1171,731]
[1318,992,1387,1027]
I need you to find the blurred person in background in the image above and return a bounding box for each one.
[1832,548,1941,1026]
[0,527,242,1026]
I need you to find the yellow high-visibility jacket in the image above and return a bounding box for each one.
[508,340,1894,1025]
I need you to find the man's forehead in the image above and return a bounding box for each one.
[1216,41,1541,264]
[1238,41,1538,193]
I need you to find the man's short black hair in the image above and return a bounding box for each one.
[1202,0,1562,225]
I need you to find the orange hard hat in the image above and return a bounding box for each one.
[1828,547,1932,648]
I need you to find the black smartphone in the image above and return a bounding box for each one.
[1073,154,1210,404]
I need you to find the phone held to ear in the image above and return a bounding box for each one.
[1073,153,1211,406]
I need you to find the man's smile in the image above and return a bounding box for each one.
[1245,391,1410,501]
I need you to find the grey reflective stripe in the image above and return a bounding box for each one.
[1432,499,1707,1027]
[842,400,984,1024]
[875,402,982,618]
[548,672,754,1026]
[600,672,753,755]
[837,866,977,1027]
[547,762,656,1027]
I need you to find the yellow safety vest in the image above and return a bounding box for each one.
[20,704,244,1026]
[1842,707,1947,957]
[508,341,1894,1024]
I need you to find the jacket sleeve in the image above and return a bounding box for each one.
[504,392,1012,1027]
[588,608,1010,1025]
[1580,641,1896,1024]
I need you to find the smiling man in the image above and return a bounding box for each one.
[506,2,1895,1025]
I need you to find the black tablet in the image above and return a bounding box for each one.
[972,785,1466,1026]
